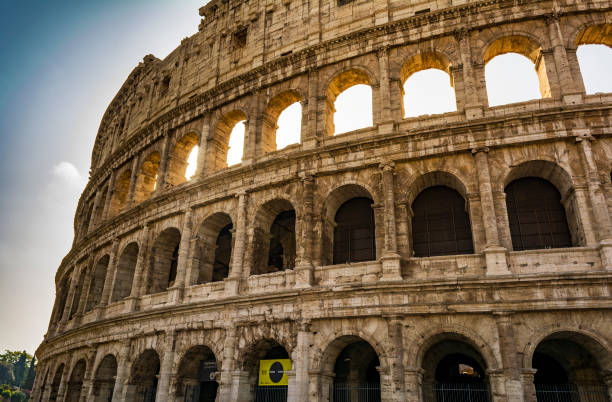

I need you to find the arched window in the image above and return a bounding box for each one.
[210,110,247,171]
[148,228,181,294]
[326,69,373,136]
[175,346,219,402]
[166,132,200,186]
[109,170,131,216]
[267,210,296,271]
[505,178,572,251]
[484,36,549,106]
[252,200,296,275]
[333,198,376,264]
[193,213,233,285]
[262,91,302,152]
[126,350,160,401]
[227,121,246,166]
[332,339,381,402]
[412,186,473,257]
[68,268,86,320]
[65,359,86,402]
[111,243,138,302]
[401,52,457,117]
[53,274,71,324]
[93,355,117,402]
[86,255,109,312]
[575,24,612,94]
[134,152,160,204]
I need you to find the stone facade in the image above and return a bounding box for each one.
[32,0,612,401]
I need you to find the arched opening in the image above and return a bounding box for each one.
[111,242,139,302]
[147,228,181,294]
[262,91,302,152]
[175,346,219,402]
[86,255,110,312]
[401,52,457,117]
[328,337,381,402]
[241,340,290,402]
[109,170,131,216]
[93,184,108,224]
[209,110,247,171]
[53,274,71,324]
[166,132,200,186]
[484,35,549,106]
[576,24,612,95]
[68,268,86,320]
[326,69,373,136]
[92,355,117,402]
[251,199,296,276]
[38,369,50,402]
[193,213,233,285]
[49,364,64,401]
[126,349,160,402]
[333,198,376,264]
[134,152,161,204]
[505,178,573,251]
[532,332,610,402]
[421,338,491,402]
[65,359,86,402]
[411,186,474,257]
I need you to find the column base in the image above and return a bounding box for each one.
[377,121,395,135]
[465,105,484,120]
[95,305,106,321]
[598,239,612,270]
[484,246,511,276]
[124,296,139,313]
[302,137,319,150]
[562,92,583,105]
[224,277,241,296]
[167,286,183,304]
[294,263,314,288]
[380,253,403,282]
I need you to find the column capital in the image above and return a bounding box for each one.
[378,160,396,172]
[471,146,490,155]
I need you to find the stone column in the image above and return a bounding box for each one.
[473,148,510,275]
[59,269,80,325]
[126,156,140,208]
[155,330,177,402]
[87,190,104,233]
[195,114,210,177]
[487,369,508,402]
[449,64,466,112]
[295,176,315,288]
[379,162,402,281]
[231,371,251,402]
[169,208,193,303]
[156,134,170,191]
[536,49,558,99]
[494,312,525,402]
[569,185,599,247]
[75,256,95,319]
[126,224,151,311]
[292,321,313,401]
[55,358,73,402]
[40,364,54,402]
[386,316,406,401]
[218,326,237,402]
[102,170,117,220]
[244,92,264,164]
[455,28,485,118]
[546,13,583,104]
[226,192,248,295]
[98,239,120,312]
[112,342,131,402]
[81,350,98,401]
[303,68,320,149]
[377,47,395,135]
[404,368,423,402]
[576,135,612,269]
[520,369,537,402]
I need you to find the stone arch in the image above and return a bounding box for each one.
[325,67,374,136]
[92,354,117,402]
[262,90,304,153]
[68,265,87,320]
[134,151,161,204]
[109,169,132,217]
[49,362,65,401]
[147,227,181,294]
[482,34,551,99]
[166,131,200,186]
[53,271,72,324]
[574,23,612,49]
[250,198,297,275]
[192,212,233,284]
[86,254,110,311]
[65,358,86,402]
[503,160,583,248]
[209,109,248,172]
[316,333,389,375]
[173,345,220,401]
[126,349,161,402]
[111,242,139,302]
[404,170,469,208]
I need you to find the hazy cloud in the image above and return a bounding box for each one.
[53,161,83,187]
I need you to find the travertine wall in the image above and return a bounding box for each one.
[32,0,612,400]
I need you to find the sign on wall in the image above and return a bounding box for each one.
[258,359,292,386]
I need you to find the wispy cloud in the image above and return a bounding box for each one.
[53,161,84,187]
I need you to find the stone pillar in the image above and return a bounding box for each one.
[455,28,485,118]
[569,185,599,247]
[112,343,130,402]
[81,351,98,401]
[156,330,177,402]
[126,224,151,311]
[404,368,423,402]
[546,14,583,104]
[40,364,54,402]
[377,47,394,135]
[473,148,510,275]
[295,176,315,288]
[244,92,264,164]
[303,68,320,149]
[292,321,313,401]
[99,239,120,310]
[60,268,80,324]
[156,134,170,191]
[226,192,248,295]
[379,162,403,281]
[449,65,466,112]
[75,256,95,318]
[195,114,210,177]
[102,170,117,220]
[218,326,237,402]
[55,358,73,402]
[386,316,406,401]
[487,369,508,402]
[231,371,251,402]
[87,191,104,233]
[520,369,537,402]
[169,208,194,303]
[576,135,612,269]
[494,312,525,402]
[126,156,140,208]
[536,49,558,99]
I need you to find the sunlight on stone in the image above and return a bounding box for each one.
[577,44,612,94]
[334,84,373,135]
[184,145,198,180]
[227,121,246,166]
[276,102,302,149]
[404,69,456,118]
[486,53,541,106]
[153,174,158,190]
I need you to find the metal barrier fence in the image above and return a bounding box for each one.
[330,383,381,402]
[253,385,288,402]
[535,383,610,402]
[423,383,491,402]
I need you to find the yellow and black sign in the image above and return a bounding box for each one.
[258,359,292,386]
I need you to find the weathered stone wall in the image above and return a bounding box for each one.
[33,0,612,400]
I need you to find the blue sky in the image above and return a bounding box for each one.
[0,1,610,356]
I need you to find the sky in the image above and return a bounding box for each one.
[0,1,610,356]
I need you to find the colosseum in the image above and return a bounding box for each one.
[31,0,612,400]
